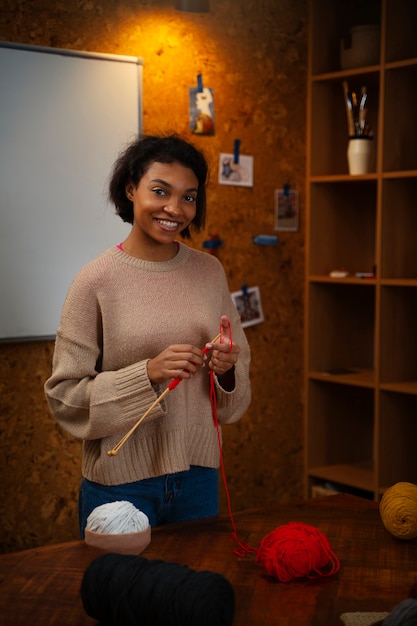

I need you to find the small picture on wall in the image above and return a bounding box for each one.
[189,86,215,135]
[218,153,254,187]
[274,188,299,231]
[231,286,264,328]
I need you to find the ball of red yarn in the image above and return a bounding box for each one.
[255,522,340,582]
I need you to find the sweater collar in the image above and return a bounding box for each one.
[110,241,189,272]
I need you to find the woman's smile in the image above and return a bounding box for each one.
[154,217,183,231]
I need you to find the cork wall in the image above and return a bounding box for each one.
[0,0,307,552]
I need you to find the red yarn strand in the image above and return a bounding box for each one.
[209,321,257,557]
[209,369,256,557]
[209,321,340,581]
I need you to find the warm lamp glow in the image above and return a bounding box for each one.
[175,0,210,12]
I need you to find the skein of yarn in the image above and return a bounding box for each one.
[81,553,235,626]
[379,482,417,540]
[255,521,340,582]
[86,501,149,534]
[84,501,151,555]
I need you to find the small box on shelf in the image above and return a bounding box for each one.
[311,483,339,498]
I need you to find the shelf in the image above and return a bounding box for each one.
[309,276,376,285]
[310,80,379,177]
[379,391,417,487]
[381,177,417,279]
[309,0,382,76]
[311,67,380,82]
[309,181,377,275]
[380,286,417,382]
[380,381,417,395]
[306,0,416,500]
[309,171,417,182]
[385,0,417,63]
[308,283,375,373]
[309,369,375,388]
[308,462,374,494]
[380,279,417,287]
[383,65,417,172]
[309,278,417,286]
[385,58,417,70]
[306,381,374,474]
[383,170,417,179]
[310,174,378,183]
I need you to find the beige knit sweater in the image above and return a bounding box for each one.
[44,243,251,486]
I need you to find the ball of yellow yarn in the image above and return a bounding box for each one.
[379,482,417,540]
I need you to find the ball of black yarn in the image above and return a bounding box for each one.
[80,553,235,626]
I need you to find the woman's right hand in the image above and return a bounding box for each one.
[147,344,207,385]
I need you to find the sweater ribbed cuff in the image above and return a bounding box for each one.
[115,360,166,426]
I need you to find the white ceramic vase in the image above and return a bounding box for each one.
[347,137,373,175]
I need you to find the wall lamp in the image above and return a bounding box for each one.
[175,0,210,12]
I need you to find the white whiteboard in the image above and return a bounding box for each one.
[0,42,142,340]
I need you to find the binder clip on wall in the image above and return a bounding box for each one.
[203,234,223,256]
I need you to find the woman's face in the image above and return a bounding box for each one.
[126,161,198,247]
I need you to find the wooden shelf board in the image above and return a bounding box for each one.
[310,174,377,183]
[308,275,376,285]
[311,171,417,183]
[311,66,380,82]
[385,57,417,70]
[308,462,374,493]
[380,278,417,287]
[383,169,417,179]
[380,380,417,395]
[308,277,417,286]
[309,369,375,388]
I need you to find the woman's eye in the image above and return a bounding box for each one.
[184,194,197,203]
[153,188,167,196]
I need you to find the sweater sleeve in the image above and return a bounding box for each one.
[44,273,165,442]
[45,337,165,441]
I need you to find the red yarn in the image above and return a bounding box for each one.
[209,322,340,581]
[255,522,340,582]
[209,322,257,557]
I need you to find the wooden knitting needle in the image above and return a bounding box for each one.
[107,333,221,457]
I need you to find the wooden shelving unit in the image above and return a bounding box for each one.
[305,0,417,500]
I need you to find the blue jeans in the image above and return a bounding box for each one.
[78,466,219,538]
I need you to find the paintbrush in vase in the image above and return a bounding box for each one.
[342,80,355,136]
[343,81,371,137]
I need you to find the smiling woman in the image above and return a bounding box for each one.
[123,161,199,261]
[44,133,252,539]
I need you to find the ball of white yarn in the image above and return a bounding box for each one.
[86,501,150,534]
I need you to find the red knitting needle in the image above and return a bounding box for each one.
[107,332,221,457]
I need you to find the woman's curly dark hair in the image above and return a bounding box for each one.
[108,134,208,239]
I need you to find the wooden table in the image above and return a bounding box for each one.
[0,494,416,625]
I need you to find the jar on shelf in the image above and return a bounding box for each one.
[340,24,380,70]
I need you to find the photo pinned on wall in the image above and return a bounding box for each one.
[231,286,264,328]
[274,188,299,232]
[189,85,215,135]
[218,153,254,187]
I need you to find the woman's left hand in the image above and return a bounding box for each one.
[205,315,240,377]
